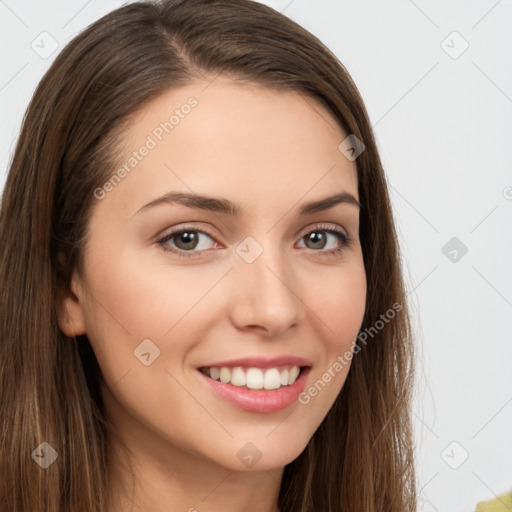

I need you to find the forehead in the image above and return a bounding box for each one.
[97,77,358,218]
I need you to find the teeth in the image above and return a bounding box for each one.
[231,367,246,387]
[288,365,300,384]
[204,365,302,389]
[263,368,281,390]
[219,367,231,383]
[246,368,263,389]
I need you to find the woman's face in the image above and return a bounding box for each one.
[60,76,366,472]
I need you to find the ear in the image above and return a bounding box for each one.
[56,256,87,337]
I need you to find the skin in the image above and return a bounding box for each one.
[57,76,367,512]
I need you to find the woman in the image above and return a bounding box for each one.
[0,1,416,511]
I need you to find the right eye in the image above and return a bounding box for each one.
[157,227,222,258]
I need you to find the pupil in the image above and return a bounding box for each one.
[308,232,325,249]
[177,231,198,249]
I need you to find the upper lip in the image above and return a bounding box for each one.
[199,355,312,369]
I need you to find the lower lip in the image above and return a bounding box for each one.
[197,367,311,413]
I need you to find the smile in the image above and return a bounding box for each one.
[199,364,302,390]
[196,357,312,413]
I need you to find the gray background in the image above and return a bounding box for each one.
[1,1,511,511]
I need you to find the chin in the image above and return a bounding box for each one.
[211,428,312,472]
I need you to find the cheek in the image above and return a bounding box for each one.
[299,259,366,409]
[79,251,220,440]
[308,258,367,352]
[79,247,230,382]
[82,247,218,336]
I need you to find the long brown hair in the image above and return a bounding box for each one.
[0,1,416,510]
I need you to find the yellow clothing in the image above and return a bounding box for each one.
[475,492,512,512]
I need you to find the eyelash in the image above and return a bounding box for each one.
[156,223,352,259]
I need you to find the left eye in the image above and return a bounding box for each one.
[297,229,347,251]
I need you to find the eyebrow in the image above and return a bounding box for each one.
[133,191,361,218]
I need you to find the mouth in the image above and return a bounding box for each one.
[197,360,312,413]
[198,364,308,391]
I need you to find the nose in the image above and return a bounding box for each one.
[228,242,302,337]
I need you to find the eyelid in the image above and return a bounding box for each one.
[154,222,219,242]
[157,221,349,243]
[296,222,349,239]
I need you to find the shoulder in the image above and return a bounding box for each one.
[475,492,512,512]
